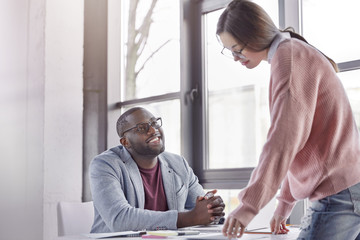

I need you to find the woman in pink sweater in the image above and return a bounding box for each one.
[216,0,360,239]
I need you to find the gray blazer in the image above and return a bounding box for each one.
[89,145,204,233]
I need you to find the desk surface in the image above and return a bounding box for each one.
[55,226,300,240]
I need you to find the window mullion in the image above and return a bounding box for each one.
[338,60,360,72]
[279,0,302,33]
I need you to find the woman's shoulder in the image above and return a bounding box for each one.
[277,38,323,61]
[273,38,328,74]
[275,38,305,57]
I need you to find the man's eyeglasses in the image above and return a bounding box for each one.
[221,44,247,59]
[121,118,162,137]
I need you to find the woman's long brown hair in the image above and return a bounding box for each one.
[217,0,338,72]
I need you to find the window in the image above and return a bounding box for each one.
[302,0,360,128]
[337,70,360,129]
[302,0,360,63]
[120,1,181,100]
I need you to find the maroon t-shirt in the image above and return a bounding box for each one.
[138,161,169,211]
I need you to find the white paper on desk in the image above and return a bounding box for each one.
[184,232,269,240]
[184,227,300,240]
[83,231,145,239]
[180,224,223,232]
[184,233,229,239]
[244,227,300,240]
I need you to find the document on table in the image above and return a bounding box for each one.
[179,224,223,232]
[146,230,200,236]
[82,226,300,239]
[84,230,146,238]
[84,230,200,239]
[179,224,272,234]
[184,227,300,240]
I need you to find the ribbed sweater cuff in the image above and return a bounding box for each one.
[274,201,296,219]
[228,204,256,227]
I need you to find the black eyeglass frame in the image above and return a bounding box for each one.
[221,43,247,59]
[121,117,162,137]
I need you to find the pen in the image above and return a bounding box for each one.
[142,235,168,239]
[177,230,200,236]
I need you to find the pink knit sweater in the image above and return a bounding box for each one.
[229,38,360,227]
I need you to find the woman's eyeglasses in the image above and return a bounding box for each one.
[221,44,247,59]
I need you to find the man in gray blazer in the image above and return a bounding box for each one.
[90,107,225,233]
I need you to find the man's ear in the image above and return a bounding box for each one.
[120,137,130,147]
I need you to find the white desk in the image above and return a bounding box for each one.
[55,226,300,240]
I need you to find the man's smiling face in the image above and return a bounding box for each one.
[121,109,165,158]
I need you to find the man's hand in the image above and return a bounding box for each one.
[177,189,225,228]
[198,190,225,223]
[270,215,289,234]
[199,189,217,200]
[177,196,213,228]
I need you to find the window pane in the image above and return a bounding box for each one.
[205,1,277,169]
[338,69,360,130]
[302,0,360,63]
[121,100,181,155]
[121,1,180,100]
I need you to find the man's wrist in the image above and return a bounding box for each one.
[177,211,195,228]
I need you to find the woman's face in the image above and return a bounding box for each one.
[219,32,268,69]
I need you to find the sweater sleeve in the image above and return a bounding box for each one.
[229,40,316,227]
[274,175,297,218]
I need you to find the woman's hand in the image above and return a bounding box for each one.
[270,215,289,234]
[222,215,245,239]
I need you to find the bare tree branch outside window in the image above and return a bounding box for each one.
[125,0,171,99]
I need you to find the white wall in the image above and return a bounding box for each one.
[0,0,84,240]
[44,0,84,239]
[107,0,122,147]
[0,1,45,239]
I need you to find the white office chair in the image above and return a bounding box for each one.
[57,201,94,236]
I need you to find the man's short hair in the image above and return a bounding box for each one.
[116,107,145,137]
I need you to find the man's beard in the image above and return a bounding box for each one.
[131,140,165,157]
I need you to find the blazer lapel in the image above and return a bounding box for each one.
[159,156,177,210]
[121,148,145,209]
